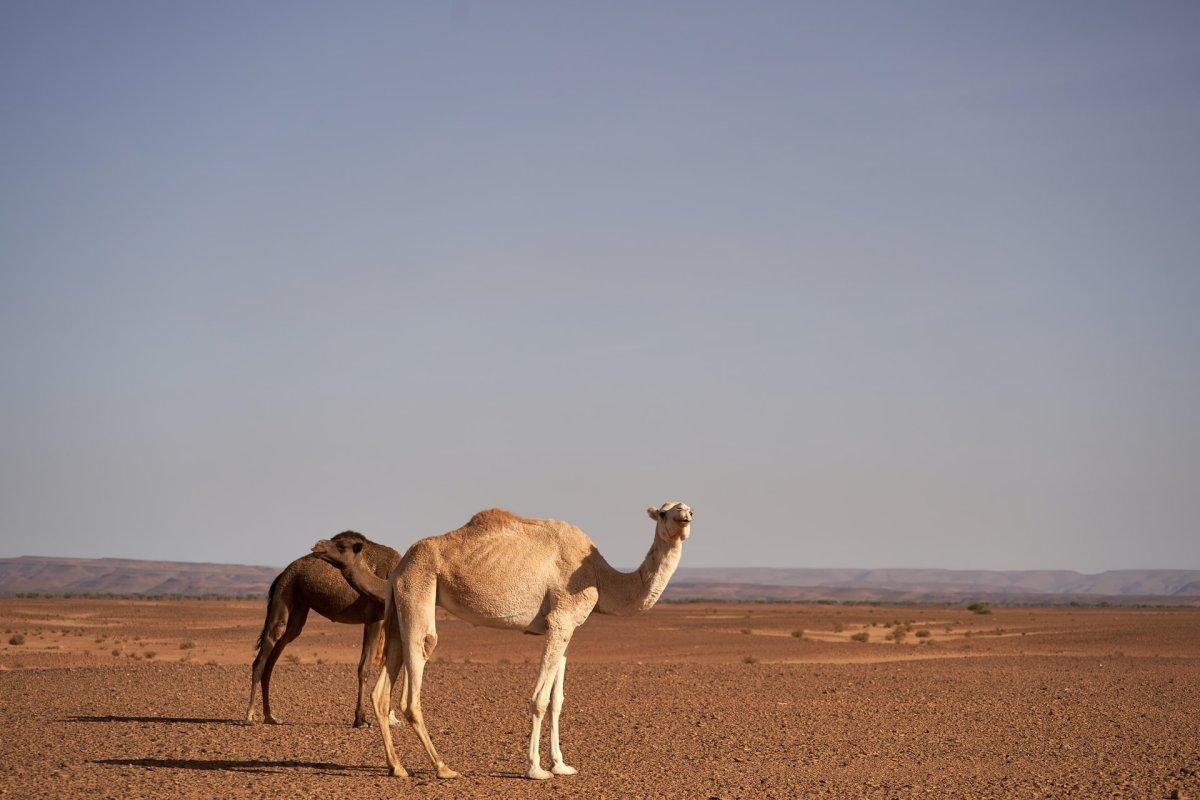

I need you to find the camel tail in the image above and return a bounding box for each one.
[255,571,286,652]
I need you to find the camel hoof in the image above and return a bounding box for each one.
[526,766,553,780]
[244,711,257,724]
[552,763,578,776]
[353,719,369,729]
[264,716,282,725]
[436,764,461,780]
[388,710,401,726]
[388,765,409,778]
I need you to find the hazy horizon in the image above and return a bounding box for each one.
[2,2,1198,573]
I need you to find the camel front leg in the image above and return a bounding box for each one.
[354,620,382,727]
[549,654,576,775]
[527,632,571,780]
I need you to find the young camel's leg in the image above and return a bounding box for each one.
[371,608,409,778]
[260,605,308,724]
[246,589,292,723]
[398,590,461,779]
[527,629,573,780]
[549,655,576,775]
[354,620,383,727]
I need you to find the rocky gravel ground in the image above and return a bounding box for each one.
[1,600,1197,798]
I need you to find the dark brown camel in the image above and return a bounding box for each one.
[246,531,401,727]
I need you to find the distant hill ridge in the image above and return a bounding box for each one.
[1,556,1197,602]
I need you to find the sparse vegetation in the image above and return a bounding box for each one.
[8,634,25,646]
[742,654,758,664]
[285,654,300,664]
[144,650,156,659]
[832,622,845,632]
[915,629,931,638]
[111,648,121,657]
[887,627,907,643]
[850,631,869,643]
[740,627,752,634]
[791,629,804,639]
[179,641,195,649]
[967,602,991,615]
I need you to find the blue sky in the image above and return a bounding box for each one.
[2,1,1198,570]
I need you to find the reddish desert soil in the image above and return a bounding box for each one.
[1,598,1197,799]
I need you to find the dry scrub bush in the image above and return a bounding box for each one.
[850,631,869,643]
[8,634,25,646]
[179,641,195,649]
[742,654,758,664]
[915,629,931,638]
[791,629,804,639]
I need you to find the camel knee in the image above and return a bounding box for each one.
[422,633,437,659]
[530,697,549,717]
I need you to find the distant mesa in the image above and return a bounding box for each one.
[0,556,1197,605]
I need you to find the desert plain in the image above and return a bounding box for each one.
[0,597,1197,799]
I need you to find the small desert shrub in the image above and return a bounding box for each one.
[8,634,25,646]
[967,602,991,615]
[111,648,121,657]
[740,627,751,635]
[742,654,758,664]
[832,622,845,633]
[498,657,510,664]
[915,629,931,638]
[850,631,869,643]
[791,629,804,639]
[144,650,156,659]
[206,660,218,666]
[285,654,300,665]
[887,628,907,643]
[179,641,195,650]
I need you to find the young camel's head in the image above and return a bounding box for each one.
[647,501,693,542]
[310,530,369,569]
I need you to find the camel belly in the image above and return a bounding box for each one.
[435,584,542,631]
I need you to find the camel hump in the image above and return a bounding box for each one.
[466,508,523,528]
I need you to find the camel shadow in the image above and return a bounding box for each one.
[93,758,377,775]
[66,715,241,725]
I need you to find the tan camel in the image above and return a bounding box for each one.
[246,530,401,727]
[310,500,693,780]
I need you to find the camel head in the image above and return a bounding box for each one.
[311,530,369,569]
[647,500,693,542]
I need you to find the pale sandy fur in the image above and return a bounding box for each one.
[312,501,692,780]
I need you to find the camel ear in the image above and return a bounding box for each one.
[647,506,662,520]
[352,542,363,554]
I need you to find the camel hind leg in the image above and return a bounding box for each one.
[398,578,459,779]
[371,604,409,777]
[246,582,292,723]
[260,604,308,724]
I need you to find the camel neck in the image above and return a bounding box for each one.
[595,533,683,615]
[339,555,389,605]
